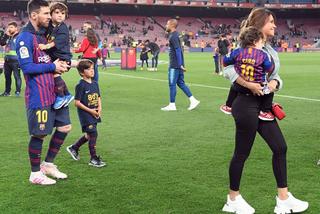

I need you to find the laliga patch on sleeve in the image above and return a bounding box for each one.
[19,46,30,59]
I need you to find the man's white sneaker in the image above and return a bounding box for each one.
[40,162,67,179]
[188,99,200,111]
[222,194,255,214]
[161,103,176,111]
[29,171,56,185]
[274,192,308,214]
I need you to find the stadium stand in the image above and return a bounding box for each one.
[0,0,319,53]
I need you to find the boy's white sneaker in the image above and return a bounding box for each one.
[222,194,255,214]
[29,171,56,185]
[40,162,67,179]
[274,192,308,214]
[161,103,176,111]
[188,97,200,111]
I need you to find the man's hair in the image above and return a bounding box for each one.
[8,21,18,28]
[168,19,178,28]
[84,21,93,28]
[77,59,94,76]
[239,26,264,48]
[27,0,49,16]
[50,2,68,17]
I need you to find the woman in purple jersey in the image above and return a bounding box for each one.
[221,8,309,214]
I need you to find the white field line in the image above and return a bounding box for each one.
[103,72,320,102]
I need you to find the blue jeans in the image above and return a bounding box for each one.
[93,62,99,82]
[168,68,192,103]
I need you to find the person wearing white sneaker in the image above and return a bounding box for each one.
[188,96,200,111]
[274,192,308,214]
[161,102,176,111]
[161,19,199,111]
[41,161,67,179]
[222,8,308,213]
[222,194,255,214]
[17,0,71,186]
[29,171,56,185]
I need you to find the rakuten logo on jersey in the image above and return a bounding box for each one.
[38,55,51,63]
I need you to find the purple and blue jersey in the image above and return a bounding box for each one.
[223,47,274,83]
[16,22,56,109]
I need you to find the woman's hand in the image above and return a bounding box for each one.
[246,82,264,96]
[267,80,278,93]
[236,77,263,96]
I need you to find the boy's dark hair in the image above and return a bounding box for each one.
[27,0,49,16]
[50,2,68,17]
[77,59,94,76]
[239,26,263,48]
[8,21,18,28]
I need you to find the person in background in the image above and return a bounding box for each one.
[139,42,149,71]
[218,34,230,75]
[0,21,21,97]
[101,43,109,70]
[213,47,220,75]
[81,21,101,81]
[74,28,101,82]
[145,39,160,71]
[161,19,200,111]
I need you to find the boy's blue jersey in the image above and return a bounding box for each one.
[46,21,72,62]
[75,79,101,126]
[16,22,56,109]
[169,31,184,69]
[223,47,274,83]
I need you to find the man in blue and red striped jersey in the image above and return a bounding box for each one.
[16,0,71,185]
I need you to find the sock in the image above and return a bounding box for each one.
[54,76,67,97]
[45,130,67,163]
[29,137,43,172]
[72,135,88,150]
[88,132,98,159]
[189,96,196,102]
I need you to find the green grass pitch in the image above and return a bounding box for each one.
[0,52,319,213]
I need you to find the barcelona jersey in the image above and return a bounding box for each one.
[75,79,101,126]
[16,22,56,109]
[223,47,274,83]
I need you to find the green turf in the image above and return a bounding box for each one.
[0,52,319,213]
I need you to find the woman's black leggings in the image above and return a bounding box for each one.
[229,93,288,191]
